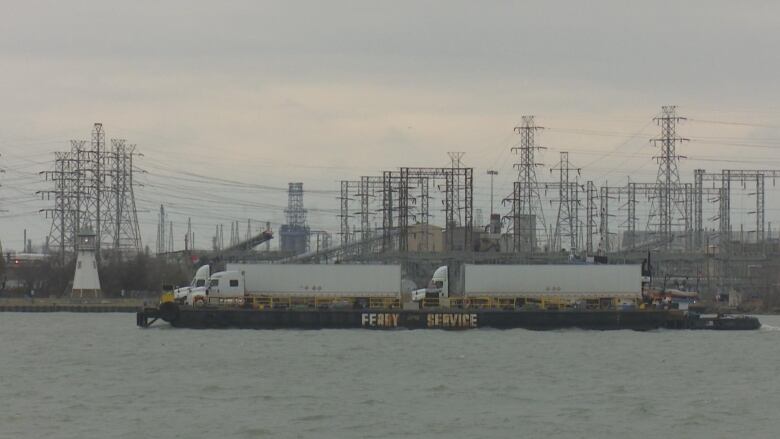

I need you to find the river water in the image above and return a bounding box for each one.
[1,313,779,439]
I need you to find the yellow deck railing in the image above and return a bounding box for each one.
[196,294,637,311]
[425,296,638,310]
[216,295,403,310]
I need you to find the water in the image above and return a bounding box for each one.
[1,314,779,439]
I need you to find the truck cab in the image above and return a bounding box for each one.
[173,265,210,302]
[205,271,245,297]
[182,270,246,306]
[411,265,449,301]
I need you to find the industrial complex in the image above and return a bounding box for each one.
[1,106,779,311]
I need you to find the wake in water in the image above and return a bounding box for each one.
[760,324,780,331]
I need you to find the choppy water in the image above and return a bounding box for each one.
[1,314,779,439]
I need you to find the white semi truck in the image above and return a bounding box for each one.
[179,263,642,306]
[181,264,402,305]
[412,264,642,301]
[172,264,210,301]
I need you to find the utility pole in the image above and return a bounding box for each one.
[265,221,271,251]
[185,218,192,251]
[156,205,165,255]
[168,221,174,253]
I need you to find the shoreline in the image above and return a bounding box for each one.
[0,297,149,313]
[2,297,778,315]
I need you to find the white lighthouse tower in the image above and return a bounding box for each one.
[72,228,102,298]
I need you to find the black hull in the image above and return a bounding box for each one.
[155,307,672,331]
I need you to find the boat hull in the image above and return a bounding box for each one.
[159,306,672,330]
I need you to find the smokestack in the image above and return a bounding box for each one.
[489,214,501,234]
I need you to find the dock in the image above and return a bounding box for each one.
[0,298,144,313]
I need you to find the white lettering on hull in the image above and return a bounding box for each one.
[361,313,399,328]
[426,313,478,328]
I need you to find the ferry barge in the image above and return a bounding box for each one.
[136,298,760,330]
[136,263,761,331]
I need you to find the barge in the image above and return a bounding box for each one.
[136,300,761,330]
[137,262,760,330]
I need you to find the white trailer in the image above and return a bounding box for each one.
[463,264,642,299]
[226,263,402,296]
[412,264,642,300]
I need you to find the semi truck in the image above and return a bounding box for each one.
[179,263,642,307]
[411,264,642,301]
[172,264,210,301]
[181,264,402,306]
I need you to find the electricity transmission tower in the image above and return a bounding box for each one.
[448,152,466,226]
[40,151,76,264]
[551,152,581,253]
[584,180,597,254]
[510,115,547,252]
[40,123,142,263]
[105,139,142,255]
[650,106,688,249]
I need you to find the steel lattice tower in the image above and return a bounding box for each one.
[447,152,465,226]
[339,180,353,246]
[106,140,142,255]
[511,116,547,252]
[285,183,307,227]
[87,123,105,253]
[551,152,580,253]
[39,151,78,263]
[584,180,597,255]
[281,182,310,254]
[41,124,142,262]
[650,106,688,248]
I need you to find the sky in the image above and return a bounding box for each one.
[2,0,780,252]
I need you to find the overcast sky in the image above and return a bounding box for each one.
[2,0,780,251]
